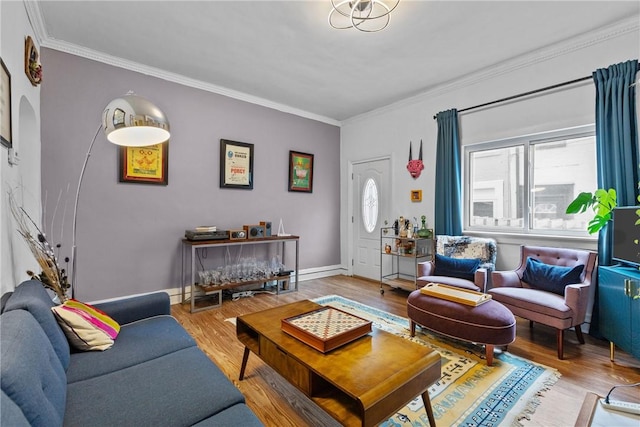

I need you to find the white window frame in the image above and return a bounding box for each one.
[463,125,596,237]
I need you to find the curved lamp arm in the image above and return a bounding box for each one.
[70,124,102,299]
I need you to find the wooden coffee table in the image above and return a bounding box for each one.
[237,300,441,427]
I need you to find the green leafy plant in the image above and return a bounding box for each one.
[565,188,617,234]
[567,187,640,299]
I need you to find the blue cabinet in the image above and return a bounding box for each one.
[598,266,640,360]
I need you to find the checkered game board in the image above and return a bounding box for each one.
[286,307,370,340]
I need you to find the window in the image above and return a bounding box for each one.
[362,178,379,233]
[465,126,596,235]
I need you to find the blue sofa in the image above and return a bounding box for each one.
[0,280,263,426]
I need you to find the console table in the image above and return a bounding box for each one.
[181,235,299,313]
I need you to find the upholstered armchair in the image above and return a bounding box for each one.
[417,235,497,292]
[488,245,597,359]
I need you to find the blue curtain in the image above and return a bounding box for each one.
[434,109,463,236]
[590,60,638,337]
[593,60,639,266]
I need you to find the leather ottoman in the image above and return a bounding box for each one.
[407,290,516,365]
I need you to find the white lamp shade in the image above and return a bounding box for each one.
[102,94,170,147]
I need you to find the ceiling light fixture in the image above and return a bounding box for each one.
[328,0,400,33]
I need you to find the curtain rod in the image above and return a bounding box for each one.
[432,63,640,120]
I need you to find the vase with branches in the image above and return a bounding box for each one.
[8,190,70,302]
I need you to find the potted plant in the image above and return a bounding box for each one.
[565,188,617,234]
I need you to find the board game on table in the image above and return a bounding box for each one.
[281,306,372,352]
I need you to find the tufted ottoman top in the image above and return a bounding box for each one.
[407,290,516,346]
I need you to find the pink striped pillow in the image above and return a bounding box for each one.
[51,300,121,351]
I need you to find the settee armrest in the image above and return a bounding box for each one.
[491,271,522,288]
[565,283,590,323]
[93,292,170,325]
[417,261,435,277]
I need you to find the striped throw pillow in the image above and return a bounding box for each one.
[51,300,120,351]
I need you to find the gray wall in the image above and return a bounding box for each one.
[40,49,341,302]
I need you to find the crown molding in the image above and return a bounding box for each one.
[343,15,640,125]
[42,39,341,127]
[23,1,47,45]
[24,1,340,127]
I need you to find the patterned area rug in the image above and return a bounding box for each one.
[312,295,560,427]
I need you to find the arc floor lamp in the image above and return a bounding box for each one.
[71,93,170,298]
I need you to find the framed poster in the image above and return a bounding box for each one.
[1,58,12,148]
[118,142,168,185]
[288,151,314,193]
[220,139,254,189]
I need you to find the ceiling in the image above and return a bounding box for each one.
[29,1,640,124]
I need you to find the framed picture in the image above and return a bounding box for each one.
[411,190,422,202]
[220,139,254,189]
[288,151,314,193]
[118,142,168,185]
[1,58,12,149]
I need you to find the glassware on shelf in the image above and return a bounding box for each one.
[198,256,291,286]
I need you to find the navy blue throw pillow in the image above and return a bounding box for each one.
[434,254,481,282]
[522,257,585,295]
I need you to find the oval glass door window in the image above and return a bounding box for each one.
[362,178,379,233]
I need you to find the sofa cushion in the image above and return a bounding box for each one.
[66,315,197,383]
[522,257,584,295]
[489,287,572,319]
[0,291,13,312]
[65,347,246,427]
[1,390,30,426]
[1,310,67,427]
[93,292,171,324]
[52,300,120,351]
[434,254,480,282]
[3,280,70,370]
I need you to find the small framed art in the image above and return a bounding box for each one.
[1,58,12,148]
[288,151,314,193]
[220,139,254,189]
[119,142,168,185]
[411,190,422,202]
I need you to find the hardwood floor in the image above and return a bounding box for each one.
[171,275,640,427]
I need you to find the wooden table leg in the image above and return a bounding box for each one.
[485,344,494,366]
[239,347,250,381]
[422,390,436,427]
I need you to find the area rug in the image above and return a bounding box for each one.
[312,295,560,427]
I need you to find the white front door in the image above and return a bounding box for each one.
[352,158,391,280]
